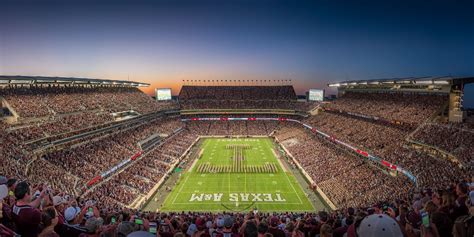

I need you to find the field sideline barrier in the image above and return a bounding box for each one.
[137,136,200,210]
[182,117,417,185]
[274,137,337,210]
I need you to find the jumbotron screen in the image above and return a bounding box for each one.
[308,89,324,101]
[155,88,172,101]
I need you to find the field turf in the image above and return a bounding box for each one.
[156,137,315,212]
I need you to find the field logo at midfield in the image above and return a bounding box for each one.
[189,193,286,202]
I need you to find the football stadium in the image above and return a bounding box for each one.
[1,1,474,236]
[0,75,473,236]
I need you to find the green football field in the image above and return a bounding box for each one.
[155,137,315,212]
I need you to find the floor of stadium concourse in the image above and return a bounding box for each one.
[143,137,329,213]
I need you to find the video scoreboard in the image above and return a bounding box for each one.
[307,89,324,101]
[155,88,172,101]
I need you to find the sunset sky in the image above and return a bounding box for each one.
[0,0,473,105]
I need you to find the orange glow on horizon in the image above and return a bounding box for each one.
[140,83,182,96]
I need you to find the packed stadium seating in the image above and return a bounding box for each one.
[1,86,177,118]
[411,123,474,168]
[179,86,297,100]
[274,122,414,208]
[184,120,280,136]
[178,85,318,111]
[323,91,447,125]
[0,83,472,237]
[179,100,319,111]
[302,112,469,189]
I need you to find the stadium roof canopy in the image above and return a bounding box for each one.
[0,75,150,87]
[328,76,474,87]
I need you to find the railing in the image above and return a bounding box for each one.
[180,109,299,115]
[273,136,337,210]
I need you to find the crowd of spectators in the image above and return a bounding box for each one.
[82,129,199,208]
[1,85,474,237]
[301,112,470,190]
[183,120,279,136]
[411,123,474,168]
[1,115,184,200]
[274,123,413,208]
[0,174,472,237]
[179,86,297,100]
[179,101,318,111]
[178,86,318,111]
[0,85,179,165]
[37,117,183,192]
[184,120,280,136]
[1,86,178,119]
[323,92,447,125]
[0,130,30,164]
[0,85,185,209]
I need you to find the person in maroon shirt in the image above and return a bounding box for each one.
[12,181,48,237]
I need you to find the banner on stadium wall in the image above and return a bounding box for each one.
[183,116,417,185]
[398,168,417,183]
[87,176,102,186]
[131,151,142,161]
[183,117,293,122]
[99,151,143,179]
[381,160,397,170]
[101,159,130,178]
[347,111,379,120]
[367,155,381,163]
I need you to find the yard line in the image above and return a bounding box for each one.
[172,174,191,204]
[244,169,247,193]
[284,172,303,204]
[270,138,308,207]
[228,171,231,194]
[161,138,315,212]
[226,141,231,195]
